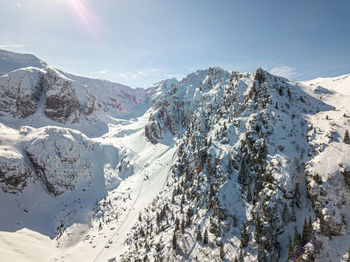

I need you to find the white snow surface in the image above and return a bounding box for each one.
[302,74,350,95]
[0,228,58,262]
[0,50,349,262]
[0,50,176,262]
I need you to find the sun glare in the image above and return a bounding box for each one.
[64,0,102,44]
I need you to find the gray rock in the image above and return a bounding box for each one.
[0,68,44,118]
[25,127,94,196]
[0,153,34,194]
[44,70,81,124]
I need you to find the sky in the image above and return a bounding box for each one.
[0,0,349,88]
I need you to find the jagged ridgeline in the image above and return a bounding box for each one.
[122,68,341,261]
[1,50,349,261]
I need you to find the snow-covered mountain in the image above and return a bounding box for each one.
[0,50,153,125]
[0,50,349,262]
[0,49,47,75]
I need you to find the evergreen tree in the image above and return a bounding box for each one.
[238,249,244,262]
[203,228,208,244]
[257,243,265,262]
[181,219,185,234]
[156,212,161,227]
[196,224,202,242]
[139,227,145,237]
[279,86,284,96]
[186,207,193,226]
[172,231,177,250]
[247,184,252,202]
[227,158,233,175]
[288,236,293,259]
[171,192,175,203]
[180,194,185,213]
[240,223,249,248]
[293,228,301,254]
[344,130,350,144]
[302,218,308,245]
[175,217,180,231]
[307,216,313,238]
[283,203,289,223]
[219,242,225,260]
[209,216,218,236]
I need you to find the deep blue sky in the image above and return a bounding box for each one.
[0,0,349,87]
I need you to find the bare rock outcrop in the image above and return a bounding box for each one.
[25,127,95,196]
[0,151,34,194]
[44,69,81,124]
[0,68,44,118]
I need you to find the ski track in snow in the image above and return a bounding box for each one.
[92,167,144,262]
[48,118,178,262]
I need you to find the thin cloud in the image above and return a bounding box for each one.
[269,65,303,80]
[116,72,138,79]
[98,69,109,75]
[108,68,161,79]
[117,73,130,79]
[0,44,27,51]
[137,68,159,77]
[16,3,21,8]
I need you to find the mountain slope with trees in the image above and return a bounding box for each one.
[0,50,349,262]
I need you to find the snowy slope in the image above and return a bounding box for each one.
[120,69,350,262]
[121,68,321,261]
[0,49,350,262]
[0,50,172,262]
[302,74,350,95]
[300,76,350,261]
[0,228,58,262]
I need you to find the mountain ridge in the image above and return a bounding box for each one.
[0,50,349,262]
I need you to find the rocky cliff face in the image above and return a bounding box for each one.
[24,127,95,196]
[0,50,154,198]
[0,68,44,118]
[64,72,154,117]
[144,69,234,144]
[0,50,154,125]
[0,151,35,194]
[43,69,81,124]
[145,78,179,143]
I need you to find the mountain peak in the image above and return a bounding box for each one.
[0,49,47,75]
